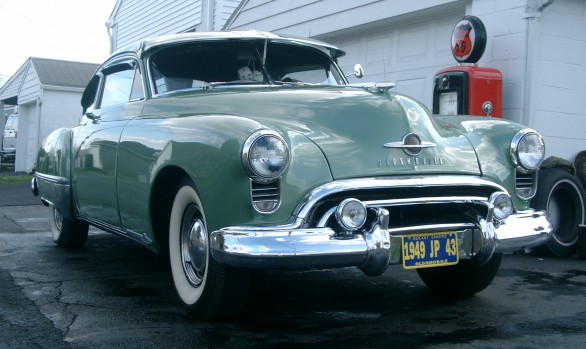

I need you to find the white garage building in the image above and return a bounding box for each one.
[0,58,98,172]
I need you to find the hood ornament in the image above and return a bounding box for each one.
[383,133,436,156]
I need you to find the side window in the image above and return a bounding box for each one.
[99,63,144,109]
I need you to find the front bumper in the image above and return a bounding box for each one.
[210,177,552,275]
[210,208,551,275]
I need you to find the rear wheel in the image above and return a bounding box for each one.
[416,254,502,297]
[531,167,586,257]
[49,206,89,248]
[168,181,249,320]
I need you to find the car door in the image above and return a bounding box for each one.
[72,59,145,227]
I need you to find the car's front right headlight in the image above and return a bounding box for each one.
[242,130,289,182]
[510,129,545,173]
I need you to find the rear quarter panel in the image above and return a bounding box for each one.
[34,128,73,210]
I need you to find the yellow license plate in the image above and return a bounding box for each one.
[402,232,459,270]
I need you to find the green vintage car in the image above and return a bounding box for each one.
[32,31,551,320]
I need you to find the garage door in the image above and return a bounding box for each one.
[332,12,463,109]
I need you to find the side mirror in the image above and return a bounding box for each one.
[353,64,364,79]
[346,64,364,79]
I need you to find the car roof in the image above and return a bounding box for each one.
[112,30,346,60]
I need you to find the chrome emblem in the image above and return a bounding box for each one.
[383,133,436,156]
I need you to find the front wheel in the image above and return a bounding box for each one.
[168,181,249,320]
[416,254,502,297]
[49,206,89,248]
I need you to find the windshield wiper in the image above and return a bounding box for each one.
[272,80,315,86]
[203,81,266,89]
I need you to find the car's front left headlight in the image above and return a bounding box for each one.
[242,130,289,182]
[511,129,545,173]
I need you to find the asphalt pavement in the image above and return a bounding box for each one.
[0,172,41,207]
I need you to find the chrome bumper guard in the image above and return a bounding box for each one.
[210,208,552,276]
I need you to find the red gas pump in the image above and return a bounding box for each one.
[432,16,502,117]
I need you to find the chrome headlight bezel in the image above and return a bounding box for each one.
[489,192,514,221]
[335,198,367,232]
[510,129,545,174]
[242,130,290,183]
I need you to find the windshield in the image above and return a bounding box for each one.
[149,40,345,94]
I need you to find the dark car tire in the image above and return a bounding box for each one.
[168,181,249,320]
[416,254,502,297]
[531,167,586,257]
[49,206,89,248]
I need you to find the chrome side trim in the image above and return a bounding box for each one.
[34,172,70,185]
[76,214,159,253]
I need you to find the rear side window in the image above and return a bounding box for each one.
[99,63,144,109]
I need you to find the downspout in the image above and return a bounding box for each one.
[105,0,122,53]
[106,21,115,54]
[522,0,555,127]
[205,0,215,31]
[32,93,42,172]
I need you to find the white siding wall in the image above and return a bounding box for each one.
[0,68,25,101]
[227,0,461,37]
[529,0,586,161]
[113,0,204,49]
[111,0,242,50]
[39,89,84,144]
[17,67,41,105]
[214,0,242,31]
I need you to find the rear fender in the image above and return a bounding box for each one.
[34,128,74,218]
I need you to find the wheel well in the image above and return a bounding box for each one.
[541,156,575,175]
[150,166,189,252]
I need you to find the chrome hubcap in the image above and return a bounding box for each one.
[180,204,207,287]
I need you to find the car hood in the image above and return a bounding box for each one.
[156,87,481,179]
[243,88,480,179]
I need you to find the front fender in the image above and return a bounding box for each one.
[433,115,531,209]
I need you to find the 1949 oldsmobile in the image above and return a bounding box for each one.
[32,31,552,320]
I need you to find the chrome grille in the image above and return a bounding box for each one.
[515,171,537,199]
[250,180,280,213]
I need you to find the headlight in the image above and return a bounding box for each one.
[242,130,289,182]
[511,129,545,173]
[335,198,367,231]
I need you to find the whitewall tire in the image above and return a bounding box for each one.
[168,180,249,320]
